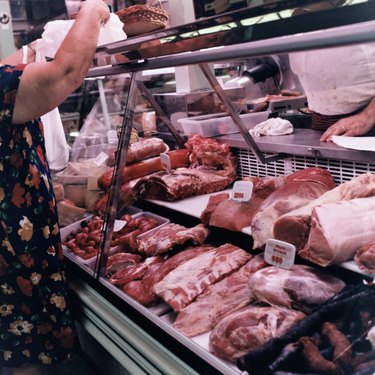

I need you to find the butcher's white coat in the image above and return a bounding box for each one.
[290,42,375,115]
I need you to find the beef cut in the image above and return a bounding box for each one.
[173,254,269,337]
[200,175,287,232]
[135,223,209,256]
[248,264,345,313]
[274,172,375,250]
[251,167,335,249]
[209,305,305,361]
[300,196,375,267]
[133,167,236,201]
[154,243,252,312]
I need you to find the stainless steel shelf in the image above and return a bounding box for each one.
[218,128,375,164]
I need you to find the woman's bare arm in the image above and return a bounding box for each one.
[12,0,110,124]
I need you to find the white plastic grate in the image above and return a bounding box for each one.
[234,148,375,184]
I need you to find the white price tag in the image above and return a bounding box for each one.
[114,219,127,232]
[160,153,172,171]
[231,181,253,202]
[94,152,109,166]
[264,239,296,269]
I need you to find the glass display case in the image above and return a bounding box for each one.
[59,2,375,374]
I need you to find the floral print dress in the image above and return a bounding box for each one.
[0,64,78,367]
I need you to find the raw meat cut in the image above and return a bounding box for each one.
[251,167,335,249]
[248,264,345,313]
[108,256,164,286]
[174,254,269,337]
[200,175,288,232]
[184,134,237,180]
[133,167,236,201]
[154,244,252,312]
[300,196,375,267]
[274,173,375,249]
[133,135,237,201]
[141,245,214,306]
[209,305,305,361]
[125,246,213,306]
[135,223,209,256]
[207,195,264,232]
[251,180,331,249]
[200,192,229,226]
[106,252,142,275]
[355,242,375,275]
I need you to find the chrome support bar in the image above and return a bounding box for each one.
[199,62,287,164]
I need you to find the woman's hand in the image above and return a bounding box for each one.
[78,0,110,25]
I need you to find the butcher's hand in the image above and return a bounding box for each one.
[320,97,375,142]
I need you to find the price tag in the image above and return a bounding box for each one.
[114,219,127,232]
[264,239,296,269]
[231,181,253,202]
[94,152,109,166]
[160,153,172,171]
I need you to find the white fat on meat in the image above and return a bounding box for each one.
[248,264,345,312]
[274,173,375,250]
[300,196,375,267]
[209,305,305,362]
[153,243,252,312]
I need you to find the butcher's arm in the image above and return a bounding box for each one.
[12,0,109,124]
[320,96,375,142]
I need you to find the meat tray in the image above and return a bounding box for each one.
[178,111,270,137]
[61,211,170,267]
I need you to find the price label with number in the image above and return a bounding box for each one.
[231,181,253,202]
[114,219,127,232]
[94,151,109,166]
[264,239,296,269]
[160,153,172,171]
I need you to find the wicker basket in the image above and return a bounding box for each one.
[116,4,169,36]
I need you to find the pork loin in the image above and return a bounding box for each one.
[300,196,375,267]
[209,305,305,361]
[248,264,345,313]
[154,243,252,312]
[274,173,375,250]
[174,254,269,337]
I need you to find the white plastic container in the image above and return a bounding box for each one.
[178,111,270,137]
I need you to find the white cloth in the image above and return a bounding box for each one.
[289,43,375,115]
[249,117,293,137]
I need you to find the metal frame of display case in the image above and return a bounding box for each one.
[72,2,375,374]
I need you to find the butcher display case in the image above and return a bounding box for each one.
[59,1,375,374]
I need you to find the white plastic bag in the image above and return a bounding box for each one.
[36,14,126,59]
[41,109,70,171]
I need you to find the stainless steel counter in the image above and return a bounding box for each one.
[219,128,375,164]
